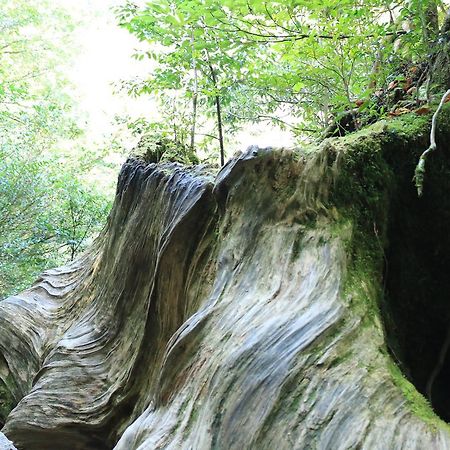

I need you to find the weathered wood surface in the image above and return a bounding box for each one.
[0,432,15,449]
[0,144,449,449]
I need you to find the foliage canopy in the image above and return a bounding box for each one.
[116,0,449,162]
[0,0,111,298]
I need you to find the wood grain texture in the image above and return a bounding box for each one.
[0,145,449,449]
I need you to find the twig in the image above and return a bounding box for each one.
[196,133,219,140]
[206,11,408,44]
[414,89,450,196]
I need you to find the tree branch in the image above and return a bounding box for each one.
[207,12,408,44]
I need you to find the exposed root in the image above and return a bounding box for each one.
[414,89,450,196]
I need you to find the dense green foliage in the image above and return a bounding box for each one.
[0,0,111,298]
[0,152,110,296]
[116,0,449,162]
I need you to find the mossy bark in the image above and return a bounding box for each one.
[0,107,450,449]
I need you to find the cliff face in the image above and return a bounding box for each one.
[1,111,450,449]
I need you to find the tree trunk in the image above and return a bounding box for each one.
[190,84,198,152]
[208,63,225,166]
[2,105,450,448]
[214,93,225,166]
[190,30,198,153]
[2,43,450,450]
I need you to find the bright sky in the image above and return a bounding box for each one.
[54,0,151,144]
[54,0,294,155]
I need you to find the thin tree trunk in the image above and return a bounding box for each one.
[190,81,198,153]
[208,63,225,166]
[190,30,198,152]
[214,95,225,167]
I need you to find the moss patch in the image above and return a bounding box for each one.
[0,379,15,427]
[327,104,450,425]
[388,360,450,431]
[316,106,450,426]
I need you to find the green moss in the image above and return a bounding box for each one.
[438,103,450,132]
[335,104,436,147]
[337,119,388,145]
[342,248,383,326]
[325,109,442,331]
[287,106,450,431]
[313,105,450,431]
[387,113,430,140]
[387,360,450,431]
[0,379,15,426]
[132,134,200,165]
[331,133,393,234]
[330,108,438,215]
[329,207,384,329]
[338,213,449,431]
